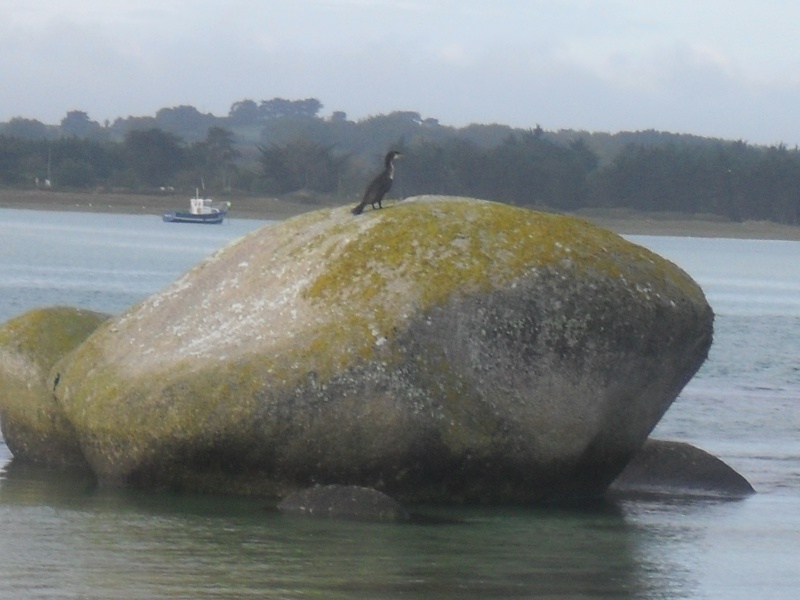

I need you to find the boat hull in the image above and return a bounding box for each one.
[162,210,226,224]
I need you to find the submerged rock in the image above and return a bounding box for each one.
[278,484,410,522]
[51,196,713,503]
[609,439,755,498]
[0,306,108,468]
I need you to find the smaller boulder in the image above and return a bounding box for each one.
[608,439,755,499]
[0,306,108,468]
[278,485,410,522]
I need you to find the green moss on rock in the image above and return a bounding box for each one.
[0,306,108,467]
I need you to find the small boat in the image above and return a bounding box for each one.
[163,193,229,224]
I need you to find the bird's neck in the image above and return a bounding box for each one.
[387,162,395,179]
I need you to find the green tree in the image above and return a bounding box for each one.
[123,129,185,188]
[228,99,260,125]
[258,138,349,194]
[400,138,484,197]
[484,131,592,209]
[3,117,53,140]
[155,105,217,141]
[53,157,95,188]
[258,98,323,120]
[0,136,29,184]
[194,126,240,191]
[60,110,103,139]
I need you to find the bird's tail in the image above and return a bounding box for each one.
[351,201,366,215]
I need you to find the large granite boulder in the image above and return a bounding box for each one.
[0,306,108,468]
[52,196,713,502]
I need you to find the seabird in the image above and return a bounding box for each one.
[351,150,402,215]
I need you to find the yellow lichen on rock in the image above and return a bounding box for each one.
[298,196,705,375]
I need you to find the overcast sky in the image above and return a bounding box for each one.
[3,0,800,144]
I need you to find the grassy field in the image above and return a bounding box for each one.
[3,189,800,240]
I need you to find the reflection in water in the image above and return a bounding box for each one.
[0,456,696,599]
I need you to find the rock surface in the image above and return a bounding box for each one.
[609,439,755,498]
[47,196,713,502]
[0,306,108,468]
[278,484,410,521]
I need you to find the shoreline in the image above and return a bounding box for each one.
[575,211,800,240]
[0,189,320,222]
[3,189,800,240]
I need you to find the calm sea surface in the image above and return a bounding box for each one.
[1,208,798,599]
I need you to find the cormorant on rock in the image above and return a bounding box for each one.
[351,150,402,215]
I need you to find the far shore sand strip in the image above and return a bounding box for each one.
[3,189,800,241]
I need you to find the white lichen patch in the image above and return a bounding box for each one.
[0,348,41,382]
[92,208,383,377]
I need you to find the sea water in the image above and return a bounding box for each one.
[0,209,798,599]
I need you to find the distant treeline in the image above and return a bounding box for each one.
[2,97,799,225]
[400,132,800,225]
